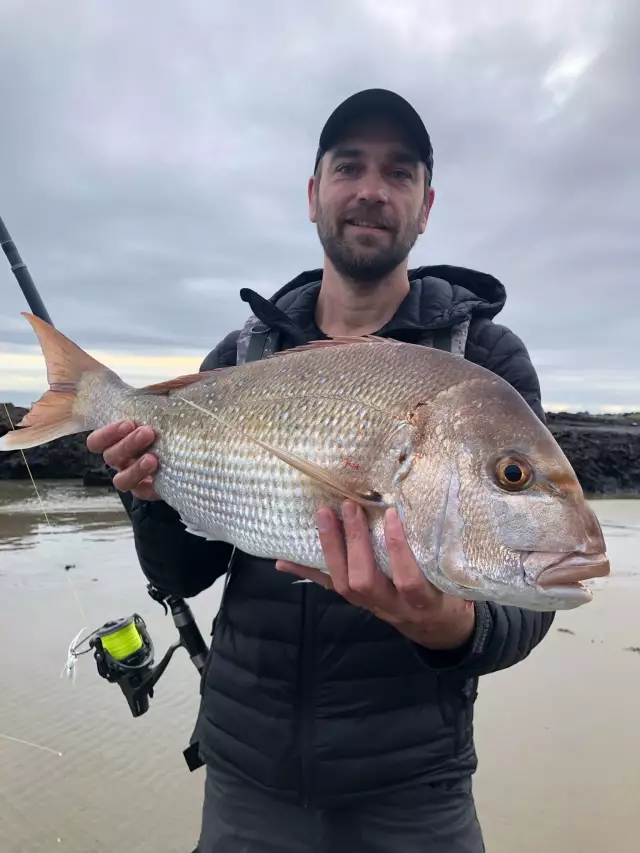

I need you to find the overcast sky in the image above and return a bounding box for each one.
[1,0,637,413]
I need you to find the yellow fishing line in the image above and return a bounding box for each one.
[100,619,143,661]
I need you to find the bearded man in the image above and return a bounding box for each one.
[89,88,553,852]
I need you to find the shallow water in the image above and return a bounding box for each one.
[0,480,638,852]
[0,480,225,853]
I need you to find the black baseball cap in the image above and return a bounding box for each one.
[314,88,434,178]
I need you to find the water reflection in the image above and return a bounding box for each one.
[0,479,131,551]
[0,478,212,853]
[1,480,639,853]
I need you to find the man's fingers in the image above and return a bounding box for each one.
[87,421,160,499]
[316,506,352,598]
[131,478,161,501]
[102,425,156,470]
[385,508,440,611]
[343,503,395,605]
[112,453,158,493]
[87,421,136,454]
[86,421,156,470]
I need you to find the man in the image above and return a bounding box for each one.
[88,89,554,852]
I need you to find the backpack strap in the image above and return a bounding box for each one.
[245,324,270,362]
[431,327,452,351]
[236,315,279,365]
[417,319,470,358]
[450,318,471,357]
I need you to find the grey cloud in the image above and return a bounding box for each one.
[0,0,638,410]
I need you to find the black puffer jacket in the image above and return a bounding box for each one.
[128,265,554,807]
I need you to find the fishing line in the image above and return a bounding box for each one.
[2,402,89,675]
[0,733,63,757]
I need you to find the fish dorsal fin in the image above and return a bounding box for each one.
[267,334,399,359]
[138,368,232,394]
[174,395,388,511]
[139,336,397,393]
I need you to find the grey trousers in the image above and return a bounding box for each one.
[195,763,485,853]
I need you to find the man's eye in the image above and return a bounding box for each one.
[391,169,412,180]
[336,163,356,174]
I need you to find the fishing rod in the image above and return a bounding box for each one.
[1,212,209,755]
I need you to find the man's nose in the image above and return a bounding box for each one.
[355,175,389,204]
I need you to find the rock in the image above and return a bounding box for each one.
[82,467,114,488]
[2,401,640,496]
[0,403,107,484]
[545,411,640,496]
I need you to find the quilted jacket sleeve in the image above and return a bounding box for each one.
[466,319,546,423]
[116,330,241,598]
[413,318,555,676]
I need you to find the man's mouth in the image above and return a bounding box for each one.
[344,218,389,232]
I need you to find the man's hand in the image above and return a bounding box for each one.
[276,501,476,652]
[87,421,161,501]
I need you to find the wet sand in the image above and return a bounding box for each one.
[1,481,639,852]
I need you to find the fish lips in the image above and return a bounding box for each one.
[523,550,611,593]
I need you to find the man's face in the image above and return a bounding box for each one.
[308,115,435,283]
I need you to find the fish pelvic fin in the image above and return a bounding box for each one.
[0,313,108,451]
[174,395,388,511]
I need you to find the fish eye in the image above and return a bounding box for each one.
[495,456,534,491]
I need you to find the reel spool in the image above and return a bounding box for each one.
[70,588,210,771]
[90,614,156,716]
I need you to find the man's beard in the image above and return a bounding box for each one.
[315,204,422,284]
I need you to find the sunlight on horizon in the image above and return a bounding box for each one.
[1,349,203,400]
[1,349,637,416]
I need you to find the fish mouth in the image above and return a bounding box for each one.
[533,552,610,591]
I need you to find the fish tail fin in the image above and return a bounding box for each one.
[0,313,109,451]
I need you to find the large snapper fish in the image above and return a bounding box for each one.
[1,313,609,611]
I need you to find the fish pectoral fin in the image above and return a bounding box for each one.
[253,438,388,510]
[173,394,388,510]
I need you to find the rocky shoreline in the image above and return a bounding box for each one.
[2,403,640,496]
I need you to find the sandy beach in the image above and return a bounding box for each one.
[1,481,638,852]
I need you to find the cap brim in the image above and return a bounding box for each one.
[316,89,432,172]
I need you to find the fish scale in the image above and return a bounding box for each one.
[142,371,415,568]
[0,315,610,611]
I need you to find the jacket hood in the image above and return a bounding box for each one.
[238,264,507,347]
